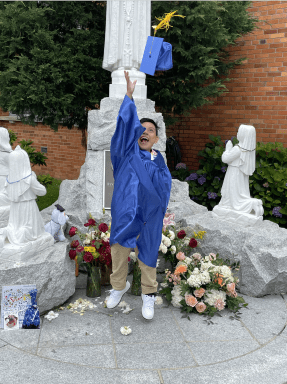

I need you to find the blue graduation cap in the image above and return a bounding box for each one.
[140,36,173,76]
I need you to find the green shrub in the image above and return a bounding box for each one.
[36,177,62,211]
[172,135,287,228]
[37,174,53,189]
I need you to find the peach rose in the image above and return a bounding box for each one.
[195,302,206,313]
[227,283,236,292]
[185,294,198,307]
[194,288,205,298]
[214,298,225,311]
[176,252,185,261]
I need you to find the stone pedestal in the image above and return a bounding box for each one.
[0,242,76,313]
[110,69,147,99]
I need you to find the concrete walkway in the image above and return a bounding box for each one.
[1,273,287,384]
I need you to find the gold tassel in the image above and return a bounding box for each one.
[152,10,185,36]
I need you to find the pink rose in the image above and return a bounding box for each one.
[214,299,225,311]
[99,223,109,233]
[194,288,205,298]
[189,238,198,248]
[70,240,79,249]
[227,283,236,292]
[192,253,201,261]
[177,230,186,239]
[176,252,185,261]
[69,250,77,260]
[195,302,206,313]
[185,294,198,307]
[69,226,77,237]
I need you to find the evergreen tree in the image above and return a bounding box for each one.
[0,1,257,131]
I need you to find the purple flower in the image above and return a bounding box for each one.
[221,167,227,173]
[198,176,206,185]
[225,140,228,145]
[231,136,235,141]
[214,176,220,181]
[207,192,218,200]
[191,196,198,201]
[272,207,282,218]
[175,163,187,170]
[185,173,198,181]
[286,183,287,187]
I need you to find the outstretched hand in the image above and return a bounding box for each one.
[125,70,137,99]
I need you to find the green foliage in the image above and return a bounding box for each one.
[0,1,109,131]
[150,1,258,123]
[36,177,62,211]
[172,136,287,228]
[37,173,53,188]
[8,129,17,145]
[19,139,47,167]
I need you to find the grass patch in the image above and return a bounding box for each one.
[37,177,62,211]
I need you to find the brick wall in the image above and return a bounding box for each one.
[0,118,86,180]
[1,1,286,179]
[167,1,287,171]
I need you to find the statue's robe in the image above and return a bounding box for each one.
[110,95,171,268]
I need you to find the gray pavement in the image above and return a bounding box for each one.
[1,272,287,384]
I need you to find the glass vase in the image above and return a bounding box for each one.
[86,266,101,297]
[101,264,112,286]
[131,260,141,296]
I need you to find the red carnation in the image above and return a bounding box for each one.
[99,223,109,233]
[70,240,79,248]
[76,246,84,253]
[177,230,186,239]
[84,219,96,227]
[83,252,94,263]
[69,250,77,260]
[69,226,77,237]
[189,238,198,248]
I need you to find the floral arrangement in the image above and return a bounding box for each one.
[158,212,206,270]
[160,251,247,317]
[68,215,111,274]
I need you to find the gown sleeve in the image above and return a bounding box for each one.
[30,173,47,197]
[110,95,145,175]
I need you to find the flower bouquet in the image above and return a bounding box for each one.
[68,216,112,297]
[160,251,247,318]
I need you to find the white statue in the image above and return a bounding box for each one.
[0,146,53,248]
[44,204,69,242]
[103,0,151,99]
[213,124,264,226]
[0,127,12,227]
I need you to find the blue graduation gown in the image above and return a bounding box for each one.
[110,95,172,268]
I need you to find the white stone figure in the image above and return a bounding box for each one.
[213,124,264,226]
[44,204,69,242]
[102,0,151,99]
[0,145,53,248]
[0,127,12,227]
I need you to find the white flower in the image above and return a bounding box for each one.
[83,239,91,245]
[122,305,133,314]
[101,232,106,238]
[204,289,226,306]
[170,245,176,255]
[118,301,127,308]
[161,282,168,288]
[168,230,175,240]
[120,326,132,335]
[44,311,59,321]
[171,286,182,308]
[205,256,210,262]
[155,296,163,305]
[184,257,192,266]
[129,251,137,262]
[193,268,200,275]
[200,270,211,284]
[161,244,168,254]
[220,265,232,278]
[200,260,213,271]
[187,274,202,288]
[163,237,171,247]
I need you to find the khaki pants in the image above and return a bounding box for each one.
[110,243,158,295]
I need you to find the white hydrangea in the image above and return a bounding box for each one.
[187,274,202,288]
[200,260,213,271]
[161,244,168,254]
[163,237,171,247]
[204,289,226,306]
[170,245,176,255]
[168,230,175,240]
[193,268,200,275]
[171,285,182,308]
[184,257,192,266]
[161,282,168,288]
[220,265,232,278]
[200,270,211,284]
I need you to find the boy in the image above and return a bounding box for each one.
[107,71,172,320]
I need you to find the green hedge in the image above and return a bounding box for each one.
[172,135,287,228]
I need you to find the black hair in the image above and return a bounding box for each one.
[140,118,159,136]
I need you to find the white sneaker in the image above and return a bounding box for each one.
[106,281,130,309]
[141,294,156,320]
